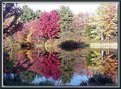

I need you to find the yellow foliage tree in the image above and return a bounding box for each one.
[96,3,118,41]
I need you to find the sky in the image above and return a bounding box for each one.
[17,2,118,14]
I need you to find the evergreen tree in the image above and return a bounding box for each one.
[20,5,36,22]
[58,6,74,41]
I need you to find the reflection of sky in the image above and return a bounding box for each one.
[66,73,89,85]
[32,73,89,86]
[32,75,44,84]
[32,75,62,85]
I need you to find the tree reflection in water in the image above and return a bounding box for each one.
[80,73,114,86]
[3,3,118,86]
[3,43,118,86]
[58,40,89,51]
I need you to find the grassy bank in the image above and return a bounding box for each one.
[89,43,117,49]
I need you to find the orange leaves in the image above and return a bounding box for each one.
[26,50,33,62]
[16,31,26,42]
[101,54,118,82]
[26,27,33,42]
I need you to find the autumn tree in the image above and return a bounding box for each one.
[84,15,102,42]
[30,52,62,80]
[84,50,102,67]
[18,10,61,45]
[96,3,118,41]
[83,49,107,76]
[16,17,44,46]
[3,3,23,36]
[85,50,118,83]
[40,52,62,80]
[101,54,118,82]
[40,10,60,39]
[84,3,117,42]
[13,58,34,74]
[73,13,89,38]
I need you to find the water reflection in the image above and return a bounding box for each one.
[3,3,118,86]
[58,40,89,51]
[3,45,118,86]
[3,38,118,86]
[80,73,114,86]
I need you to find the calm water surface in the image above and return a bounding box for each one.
[3,41,118,86]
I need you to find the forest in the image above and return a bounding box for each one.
[3,3,118,86]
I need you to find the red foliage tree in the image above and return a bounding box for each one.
[40,10,60,39]
[22,19,43,43]
[16,10,60,44]
[13,50,34,74]
[29,49,44,73]
[30,52,62,80]
[13,58,34,74]
[40,52,62,80]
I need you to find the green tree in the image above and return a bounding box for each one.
[84,25,92,40]
[58,6,74,41]
[20,71,36,83]
[20,5,35,22]
[35,10,42,18]
[59,6,74,32]
[84,16,102,42]
[20,5,42,22]
[60,59,74,84]
[84,50,102,67]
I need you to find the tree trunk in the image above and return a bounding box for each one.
[101,50,104,59]
[101,33,104,41]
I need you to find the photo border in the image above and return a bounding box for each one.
[0,0,120,88]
